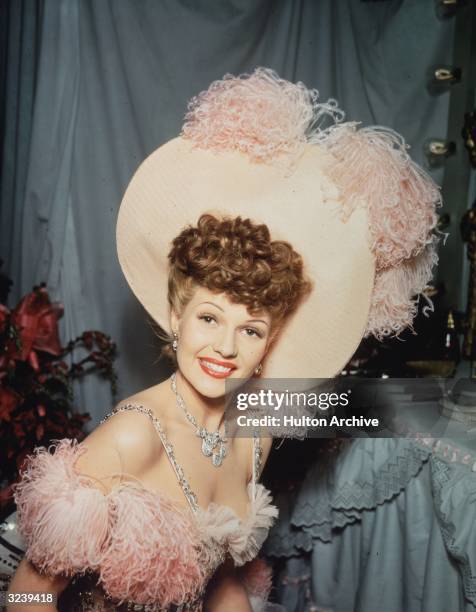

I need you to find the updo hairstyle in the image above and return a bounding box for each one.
[162,214,311,362]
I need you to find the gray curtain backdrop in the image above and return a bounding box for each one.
[1,0,457,424]
[0,0,42,290]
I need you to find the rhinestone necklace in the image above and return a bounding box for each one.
[171,372,228,467]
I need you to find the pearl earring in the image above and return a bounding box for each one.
[172,332,178,352]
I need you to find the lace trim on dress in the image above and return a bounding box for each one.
[265,439,431,556]
[430,455,476,606]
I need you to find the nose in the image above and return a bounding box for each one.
[213,326,237,358]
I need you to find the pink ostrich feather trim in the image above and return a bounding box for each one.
[14,440,205,607]
[196,483,278,567]
[367,243,439,339]
[14,440,110,576]
[99,484,203,607]
[182,67,344,166]
[322,123,440,338]
[239,557,273,600]
[323,123,440,270]
[180,68,441,339]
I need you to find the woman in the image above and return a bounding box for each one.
[8,68,439,611]
[9,213,310,611]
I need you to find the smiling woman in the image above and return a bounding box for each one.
[175,287,270,383]
[11,214,311,611]
[9,217,305,612]
[8,211,310,611]
[166,214,311,399]
[8,68,439,612]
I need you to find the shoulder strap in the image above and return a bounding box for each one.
[102,403,199,514]
[252,434,263,500]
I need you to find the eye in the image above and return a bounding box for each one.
[198,314,217,325]
[243,327,263,339]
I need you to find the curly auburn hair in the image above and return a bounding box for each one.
[161,214,311,361]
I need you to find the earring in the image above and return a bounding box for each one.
[254,363,263,376]
[172,332,178,352]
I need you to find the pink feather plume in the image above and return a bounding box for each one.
[181,69,441,338]
[367,243,439,339]
[322,123,440,337]
[239,557,273,600]
[323,123,440,270]
[99,484,203,607]
[182,67,343,166]
[14,440,110,576]
[15,441,205,607]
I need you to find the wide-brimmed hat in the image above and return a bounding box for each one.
[117,69,440,378]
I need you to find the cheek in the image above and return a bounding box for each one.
[178,319,212,351]
[239,339,267,363]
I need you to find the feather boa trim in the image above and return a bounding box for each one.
[239,557,273,599]
[14,440,204,607]
[239,557,274,612]
[196,483,278,566]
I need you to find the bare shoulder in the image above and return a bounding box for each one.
[75,384,167,487]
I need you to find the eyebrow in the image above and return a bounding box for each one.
[198,302,270,327]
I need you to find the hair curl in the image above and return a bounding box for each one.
[162,214,311,361]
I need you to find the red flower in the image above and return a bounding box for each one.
[0,304,10,334]
[0,386,21,422]
[0,484,14,506]
[10,286,63,368]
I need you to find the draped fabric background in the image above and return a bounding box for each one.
[1,0,456,424]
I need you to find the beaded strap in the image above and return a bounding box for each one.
[252,434,263,500]
[102,404,200,514]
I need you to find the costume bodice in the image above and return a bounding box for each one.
[14,402,278,611]
[102,403,277,569]
[110,403,263,514]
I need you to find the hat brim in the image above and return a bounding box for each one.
[117,137,375,378]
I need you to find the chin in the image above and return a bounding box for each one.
[190,372,228,399]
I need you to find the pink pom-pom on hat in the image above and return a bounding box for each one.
[183,67,344,167]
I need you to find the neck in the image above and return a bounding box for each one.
[174,370,226,432]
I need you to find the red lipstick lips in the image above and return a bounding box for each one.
[198,357,237,379]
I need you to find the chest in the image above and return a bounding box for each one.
[140,425,253,520]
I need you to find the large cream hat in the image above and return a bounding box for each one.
[117,69,440,379]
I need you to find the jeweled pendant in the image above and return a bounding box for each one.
[202,437,213,457]
[212,453,222,467]
[171,371,228,467]
[211,443,226,467]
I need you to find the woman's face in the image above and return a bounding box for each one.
[171,287,272,399]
